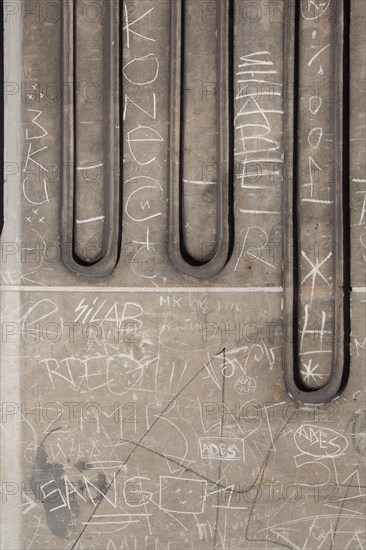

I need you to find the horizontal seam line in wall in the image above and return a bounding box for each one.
[0,286,284,293]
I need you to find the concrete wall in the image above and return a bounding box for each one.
[1,1,365,548]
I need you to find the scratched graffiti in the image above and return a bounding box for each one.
[1,1,365,550]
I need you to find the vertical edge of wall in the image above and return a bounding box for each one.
[1,2,4,234]
[0,3,22,548]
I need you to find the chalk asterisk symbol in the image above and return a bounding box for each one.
[300,359,324,383]
[301,250,332,303]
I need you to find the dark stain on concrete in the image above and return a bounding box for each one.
[30,430,80,538]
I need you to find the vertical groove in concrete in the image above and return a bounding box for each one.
[283,0,350,403]
[350,0,366,289]
[60,0,121,277]
[168,0,234,279]
[73,0,106,262]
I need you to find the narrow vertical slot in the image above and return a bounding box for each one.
[168,0,234,279]
[61,0,121,277]
[283,0,350,403]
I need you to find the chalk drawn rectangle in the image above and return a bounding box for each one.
[159,476,207,515]
[199,437,244,461]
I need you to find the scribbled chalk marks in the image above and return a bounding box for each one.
[282,0,350,402]
[1,1,364,550]
[122,3,165,282]
[235,46,284,282]
[159,476,207,515]
[23,109,50,207]
[294,424,348,458]
[199,437,244,461]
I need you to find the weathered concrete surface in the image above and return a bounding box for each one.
[1,1,365,549]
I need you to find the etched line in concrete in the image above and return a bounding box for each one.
[0,286,284,294]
